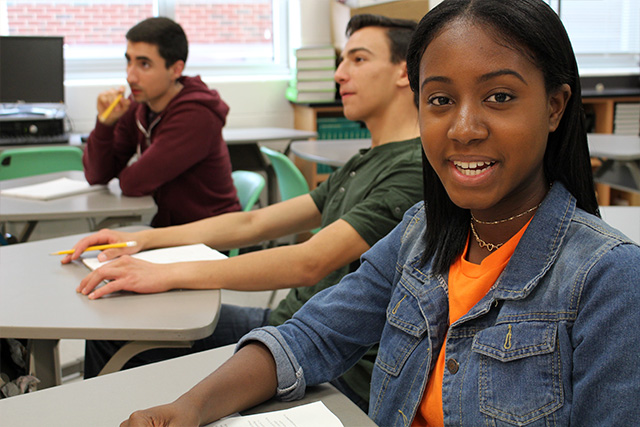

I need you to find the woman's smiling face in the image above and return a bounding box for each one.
[418,19,570,221]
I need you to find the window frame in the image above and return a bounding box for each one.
[63,0,291,81]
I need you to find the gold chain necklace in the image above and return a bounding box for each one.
[469,220,504,252]
[471,202,542,225]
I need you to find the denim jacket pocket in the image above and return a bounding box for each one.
[472,322,563,425]
[376,287,427,376]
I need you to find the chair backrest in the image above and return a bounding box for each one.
[232,170,265,212]
[229,170,265,257]
[259,146,309,201]
[0,146,84,181]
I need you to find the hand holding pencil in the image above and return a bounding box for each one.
[60,229,143,265]
[97,87,129,125]
[51,241,137,256]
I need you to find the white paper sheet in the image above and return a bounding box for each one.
[0,177,106,201]
[82,243,227,271]
[207,401,344,427]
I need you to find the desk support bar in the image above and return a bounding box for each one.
[98,340,194,376]
[27,339,61,390]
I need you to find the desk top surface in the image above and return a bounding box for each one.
[291,138,370,167]
[0,226,220,341]
[0,171,157,221]
[587,134,640,160]
[0,344,374,427]
[223,127,317,144]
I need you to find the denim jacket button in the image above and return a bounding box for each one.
[446,358,459,374]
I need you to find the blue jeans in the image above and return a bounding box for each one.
[84,304,271,378]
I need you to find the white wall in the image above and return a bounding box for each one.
[64,0,333,135]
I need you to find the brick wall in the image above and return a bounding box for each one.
[6,1,273,45]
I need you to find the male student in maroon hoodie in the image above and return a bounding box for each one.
[83,17,241,227]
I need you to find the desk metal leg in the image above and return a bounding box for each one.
[27,339,61,389]
[266,164,277,205]
[17,221,38,242]
[98,340,194,376]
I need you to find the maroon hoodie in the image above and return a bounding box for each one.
[84,75,241,227]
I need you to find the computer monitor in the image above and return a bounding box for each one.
[0,36,65,105]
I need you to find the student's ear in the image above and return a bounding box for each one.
[548,83,571,132]
[169,60,185,81]
[396,61,410,88]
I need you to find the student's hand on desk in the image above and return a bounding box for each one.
[76,256,173,299]
[121,401,200,427]
[61,229,142,265]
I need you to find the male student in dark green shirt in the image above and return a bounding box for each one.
[64,14,421,409]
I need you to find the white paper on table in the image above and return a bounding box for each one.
[0,177,106,201]
[82,243,227,271]
[206,401,344,427]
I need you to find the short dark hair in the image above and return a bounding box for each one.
[346,14,417,64]
[406,0,599,273]
[126,17,188,68]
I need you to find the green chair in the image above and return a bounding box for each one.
[260,146,318,235]
[259,146,310,200]
[229,170,266,257]
[259,147,318,308]
[0,146,84,181]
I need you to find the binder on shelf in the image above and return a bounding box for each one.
[286,87,336,104]
[294,45,336,59]
[290,79,336,92]
[295,57,336,70]
[288,45,337,104]
[296,69,336,81]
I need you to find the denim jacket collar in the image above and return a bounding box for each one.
[489,183,574,300]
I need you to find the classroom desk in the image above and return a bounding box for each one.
[223,127,318,204]
[1,128,318,206]
[588,134,640,194]
[0,227,221,389]
[0,345,375,427]
[290,138,370,168]
[0,171,156,242]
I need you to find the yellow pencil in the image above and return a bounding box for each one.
[50,241,137,256]
[99,93,123,121]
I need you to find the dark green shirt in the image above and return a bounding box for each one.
[268,137,423,404]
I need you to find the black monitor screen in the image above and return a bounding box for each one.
[0,36,64,104]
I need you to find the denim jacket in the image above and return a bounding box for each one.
[239,183,640,426]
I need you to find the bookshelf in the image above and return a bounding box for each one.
[583,95,640,206]
[292,102,346,189]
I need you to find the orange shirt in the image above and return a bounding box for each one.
[412,220,530,427]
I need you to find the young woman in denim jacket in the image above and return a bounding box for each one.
[122,1,640,426]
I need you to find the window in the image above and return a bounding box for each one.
[546,0,640,76]
[3,0,289,80]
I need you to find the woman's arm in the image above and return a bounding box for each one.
[121,343,277,427]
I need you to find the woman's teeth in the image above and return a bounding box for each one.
[453,160,495,176]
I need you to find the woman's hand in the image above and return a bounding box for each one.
[120,401,200,427]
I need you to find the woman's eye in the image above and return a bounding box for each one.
[486,93,513,103]
[429,96,451,106]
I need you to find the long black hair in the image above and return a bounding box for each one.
[406,0,599,274]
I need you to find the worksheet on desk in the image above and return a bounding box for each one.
[82,243,227,271]
[208,401,344,427]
